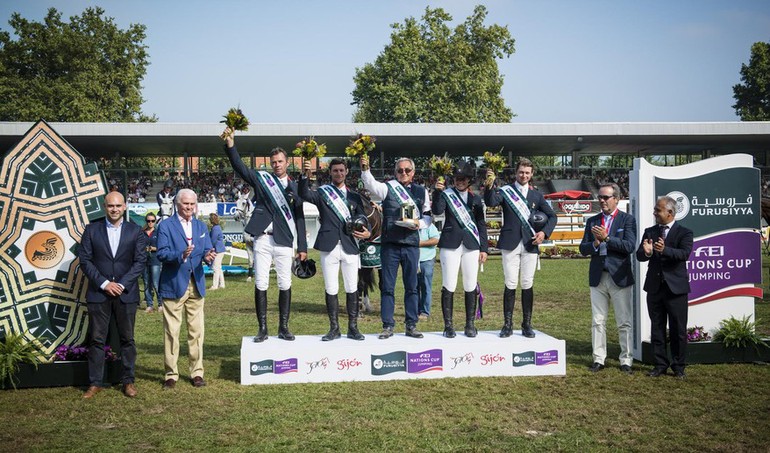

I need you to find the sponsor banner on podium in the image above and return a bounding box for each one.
[241,331,566,385]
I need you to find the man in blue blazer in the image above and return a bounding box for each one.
[636,196,693,379]
[223,128,308,343]
[79,191,147,398]
[484,158,557,338]
[299,158,371,341]
[157,189,216,389]
[579,183,637,374]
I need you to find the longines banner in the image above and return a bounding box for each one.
[630,155,761,361]
[240,331,566,385]
[0,120,107,361]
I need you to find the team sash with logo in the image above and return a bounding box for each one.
[442,188,480,246]
[257,171,296,241]
[319,185,352,224]
[499,184,536,237]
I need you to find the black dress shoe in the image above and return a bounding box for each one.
[588,362,605,372]
[405,326,424,338]
[192,376,206,387]
[378,327,394,339]
[646,368,667,377]
[620,365,633,375]
[673,370,686,380]
[162,379,176,390]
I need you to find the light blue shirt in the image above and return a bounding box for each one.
[419,223,440,262]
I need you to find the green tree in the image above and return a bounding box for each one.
[351,5,515,123]
[733,41,770,121]
[0,7,155,122]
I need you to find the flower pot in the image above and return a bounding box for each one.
[641,340,770,364]
[3,360,123,389]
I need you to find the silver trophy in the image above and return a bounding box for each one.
[395,202,418,229]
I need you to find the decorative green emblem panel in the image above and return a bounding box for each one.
[0,120,106,362]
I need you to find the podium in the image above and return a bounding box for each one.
[240,330,566,385]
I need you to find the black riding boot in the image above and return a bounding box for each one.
[521,287,535,338]
[441,288,456,338]
[253,289,268,343]
[346,292,365,340]
[321,293,341,341]
[277,289,295,341]
[499,287,515,338]
[464,290,478,338]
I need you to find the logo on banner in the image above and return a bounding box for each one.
[371,351,407,375]
[535,350,559,366]
[250,360,274,376]
[687,231,762,302]
[275,358,298,374]
[512,351,536,367]
[307,357,330,374]
[449,352,474,369]
[560,201,592,214]
[250,358,298,375]
[665,191,690,220]
[480,353,506,366]
[407,349,443,374]
[337,358,363,371]
[24,231,64,269]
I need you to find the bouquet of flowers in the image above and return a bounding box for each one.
[483,150,506,173]
[344,133,376,157]
[293,137,328,160]
[220,107,250,138]
[687,325,711,343]
[427,153,454,184]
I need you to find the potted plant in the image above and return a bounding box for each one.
[0,333,40,389]
[676,316,770,364]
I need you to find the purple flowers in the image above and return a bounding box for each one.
[54,344,118,362]
[687,326,711,343]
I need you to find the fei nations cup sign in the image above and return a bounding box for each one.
[630,155,761,361]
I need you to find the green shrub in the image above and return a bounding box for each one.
[712,315,769,350]
[0,332,40,390]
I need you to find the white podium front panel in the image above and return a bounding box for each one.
[240,330,566,385]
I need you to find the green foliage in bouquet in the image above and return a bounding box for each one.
[428,153,454,183]
[344,133,376,157]
[293,137,328,160]
[221,107,250,131]
[483,150,506,173]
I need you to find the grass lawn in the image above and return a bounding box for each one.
[3,253,769,452]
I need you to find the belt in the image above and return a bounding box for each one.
[262,232,273,236]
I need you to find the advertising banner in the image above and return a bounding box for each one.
[630,155,761,360]
[241,331,566,385]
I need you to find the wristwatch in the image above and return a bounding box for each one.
[603,235,610,243]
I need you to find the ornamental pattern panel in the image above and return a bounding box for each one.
[0,120,107,362]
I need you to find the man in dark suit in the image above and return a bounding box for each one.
[579,183,637,374]
[157,189,216,389]
[222,127,308,342]
[79,191,147,398]
[636,196,693,379]
[299,158,371,341]
[484,158,557,338]
[432,162,488,338]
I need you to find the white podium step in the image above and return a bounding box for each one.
[240,330,566,385]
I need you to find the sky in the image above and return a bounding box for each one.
[2,0,769,124]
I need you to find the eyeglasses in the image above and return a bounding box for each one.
[397,168,413,175]
[597,195,614,201]
[146,219,156,223]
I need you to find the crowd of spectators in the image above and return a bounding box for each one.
[105,165,641,204]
